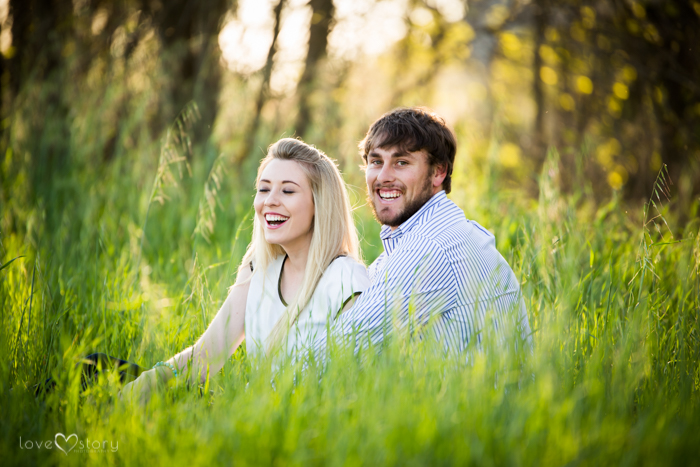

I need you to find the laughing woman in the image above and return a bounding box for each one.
[47,138,369,403]
[118,138,370,402]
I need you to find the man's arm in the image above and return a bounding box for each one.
[315,238,456,355]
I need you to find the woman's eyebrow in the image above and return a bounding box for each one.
[258,179,300,187]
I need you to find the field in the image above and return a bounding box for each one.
[2,110,699,465]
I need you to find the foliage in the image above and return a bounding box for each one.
[2,123,700,464]
[1,0,700,464]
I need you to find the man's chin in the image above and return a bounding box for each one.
[373,206,403,227]
[371,188,435,228]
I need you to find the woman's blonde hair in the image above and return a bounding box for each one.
[239,138,362,354]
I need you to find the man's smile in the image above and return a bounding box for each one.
[377,188,403,203]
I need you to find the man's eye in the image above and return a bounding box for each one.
[370,160,382,165]
[396,160,408,166]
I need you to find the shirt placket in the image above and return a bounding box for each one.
[383,230,404,256]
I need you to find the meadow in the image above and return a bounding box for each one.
[2,101,699,465]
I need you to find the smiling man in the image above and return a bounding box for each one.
[317,107,531,355]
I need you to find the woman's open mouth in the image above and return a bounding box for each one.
[264,213,290,229]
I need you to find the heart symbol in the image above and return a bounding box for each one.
[54,433,78,455]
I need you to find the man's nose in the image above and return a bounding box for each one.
[376,162,395,184]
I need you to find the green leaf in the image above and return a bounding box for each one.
[0,256,24,273]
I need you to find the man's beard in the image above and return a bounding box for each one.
[369,174,434,228]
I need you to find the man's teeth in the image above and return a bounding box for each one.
[265,215,289,222]
[379,191,401,199]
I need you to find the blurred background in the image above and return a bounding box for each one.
[2,8,700,456]
[1,0,700,266]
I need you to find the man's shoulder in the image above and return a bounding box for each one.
[405,200,494,250]
[375,194,503,266]
[399,209,506,281]
[367,252,386,279]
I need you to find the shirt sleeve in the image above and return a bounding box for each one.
[320,235,457,354]
[338,259,371,318]
[318,257,371,322]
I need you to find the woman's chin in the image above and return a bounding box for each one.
[263,232,287,246]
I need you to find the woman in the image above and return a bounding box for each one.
[40,138,370,403]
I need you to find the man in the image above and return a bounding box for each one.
[319,107,531,354]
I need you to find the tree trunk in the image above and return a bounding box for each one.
[294,0,335,139]
[465,0,515,155]
[146,0,229,145]
[238,0,286,162]
[7,0,70,94]
[532,0,546,164]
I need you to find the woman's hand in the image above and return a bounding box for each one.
[168,266,251,384]
[119,367,172,405]
[119,264,251,405]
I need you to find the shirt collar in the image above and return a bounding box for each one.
[379,190,447,249]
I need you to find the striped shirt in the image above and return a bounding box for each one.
[315,190,531,354]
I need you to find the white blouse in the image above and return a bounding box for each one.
[245,255,370,358]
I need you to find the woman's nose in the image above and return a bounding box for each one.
[264,189,280,206]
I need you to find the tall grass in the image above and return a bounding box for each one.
[2,92,700,465]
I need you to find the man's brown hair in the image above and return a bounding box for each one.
[359,107,457,194]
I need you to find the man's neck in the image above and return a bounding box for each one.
[388,188,444,231]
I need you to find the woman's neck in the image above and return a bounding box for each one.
[281,234,311,276]
[278,234,311,304]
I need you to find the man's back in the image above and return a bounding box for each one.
[338,191,531,353]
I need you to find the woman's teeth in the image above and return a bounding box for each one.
[265,214,289,225]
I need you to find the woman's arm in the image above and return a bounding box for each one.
[121,266,252,403]
[167,264,251,384]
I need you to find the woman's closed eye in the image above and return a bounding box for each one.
[256,188,295,194]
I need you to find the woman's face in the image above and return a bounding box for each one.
[254,159,315,252]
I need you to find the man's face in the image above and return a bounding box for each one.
[365,145,446,229]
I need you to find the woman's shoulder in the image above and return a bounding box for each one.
[249,254,286,273]
[320,255,369,285]
[309,255,369,316]
[330,254,366,270]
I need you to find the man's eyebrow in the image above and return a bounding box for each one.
[258,179,300,187]
[367,149,414,158]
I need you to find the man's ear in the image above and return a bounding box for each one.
[432,163,447,188]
